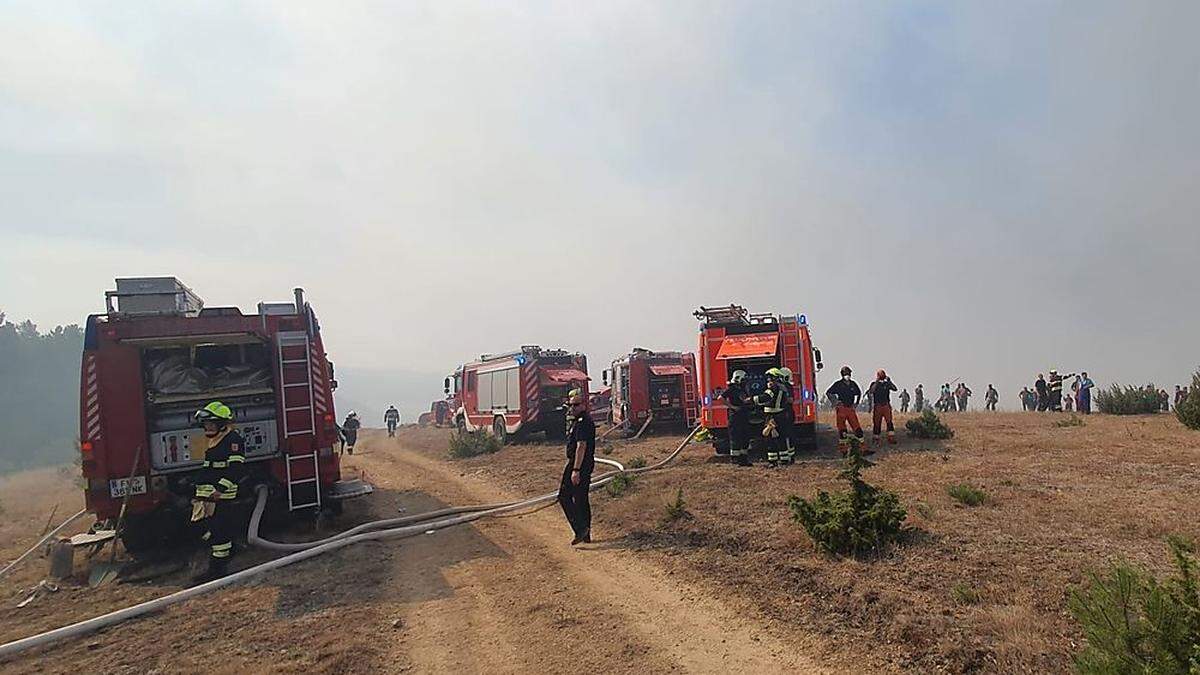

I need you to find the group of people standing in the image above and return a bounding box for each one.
[1020,370,1094,413]
[722,366,798,467]
[825,366,899,452]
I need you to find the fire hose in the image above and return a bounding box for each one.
[0,427,699,660]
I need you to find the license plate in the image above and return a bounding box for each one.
[109,476,148,498]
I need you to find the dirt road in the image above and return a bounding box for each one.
[356,433,831,674]
[0,432,834,674]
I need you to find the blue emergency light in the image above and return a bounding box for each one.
[515,355,527,365]
[797,314,807,325]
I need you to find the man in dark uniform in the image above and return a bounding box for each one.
[1035,374,1049,411]
[721,370,752,466]
[192,401,247,584]
[826,366,865,452]
[384,405,400,437]
[1048,369,1074,412]
[341,411,361,454]
[865,369,898,446]
[557,391,596,545]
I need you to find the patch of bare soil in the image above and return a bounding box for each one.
[412,412,1200,673]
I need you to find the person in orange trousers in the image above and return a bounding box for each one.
[866,369,898,446]
[825,366,865,452]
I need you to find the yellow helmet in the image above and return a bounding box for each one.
[194,401,233,424]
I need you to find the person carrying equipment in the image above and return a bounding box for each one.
[384,405,400,437]
[865,370,898,446]
[341,411,361,454]
[899,388,911,413]
[722,370,753,466]
[984,385,999,411]
[753,368,793,466]
[826,366,865,452]
[191,401,246,584]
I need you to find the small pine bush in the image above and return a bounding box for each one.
[952,583,981,606]
[787,441,907,557]
[1095,384,1162,415]
[1069,536,1200,674]
[447,431,501,458]
[947,483,989,507]
[628,456,648,469]
[1176,371,1200,431]
[660,488,689,524]
[906,410,954,439]
[605,473,634,497]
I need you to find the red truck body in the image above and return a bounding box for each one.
[695,305,822,454]
[79,278,363,549]
[445,346,589,443]
[605,349,698,433]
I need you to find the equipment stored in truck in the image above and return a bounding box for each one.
[78,277,371,554]
[444,346,589,444]
[694,304,823,455]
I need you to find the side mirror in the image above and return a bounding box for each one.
[602,370,609,386]
[814,349,823,371]
[443,377,450,395]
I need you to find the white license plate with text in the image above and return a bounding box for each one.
[109,476,147,498]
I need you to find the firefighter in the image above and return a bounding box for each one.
[826,366,865,452]
[384,405,400,437]
[191,401,246,584]
[777,367,797,462]
[866,370,898,446]
[341,411,361,454]
[721,370,752,466]
[1048,369,1074,412]
[913,384,924,413]
[557,391,595,545]
[754,368,793,466]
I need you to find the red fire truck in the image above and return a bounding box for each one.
[444,346,589,444]
[603,348,698,433]
[79,277,370,552]
[694,305,823,455]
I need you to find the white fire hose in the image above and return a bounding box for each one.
[0,429,697,660]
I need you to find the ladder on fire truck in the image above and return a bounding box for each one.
[682,366,699,428]
[278,331,321,511]
[780,317,801,393]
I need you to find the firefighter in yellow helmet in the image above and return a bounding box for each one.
[753,368,793,467]
[191,401,246,584]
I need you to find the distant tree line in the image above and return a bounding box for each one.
[0,312,83,474]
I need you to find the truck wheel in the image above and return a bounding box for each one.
[493,417,508,445]
[120,508,188,558]
[794,422,817,453]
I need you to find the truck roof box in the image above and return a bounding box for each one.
[108,277,204,316]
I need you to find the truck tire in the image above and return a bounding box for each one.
[493,417,508,445]
[119,507,189,558]
[713,428,730,455]
[793,422,817,453]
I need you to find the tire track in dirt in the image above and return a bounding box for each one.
[355,434,831,674]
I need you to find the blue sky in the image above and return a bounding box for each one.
[1,1,1196,418]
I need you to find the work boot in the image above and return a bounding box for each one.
[570,530,591,546]
[887,433,898,445]
[190,560,229,586]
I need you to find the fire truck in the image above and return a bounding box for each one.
[694,305,823,455]
[78,277,371,553]
[444,346,589,444]
[602,348,698,434]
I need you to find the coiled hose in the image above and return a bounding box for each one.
[0,428,698,660]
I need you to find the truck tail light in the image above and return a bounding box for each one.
[80,441,93,458]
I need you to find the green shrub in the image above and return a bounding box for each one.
[605,473,634,497]
[660,488,689,524]
[952,583,981,606]
[1096,384,1162,415]
[787,441,907,557]
[1054,413,1086,428]
[447,431,501,458]
[1176,371,1200,431]
[905,410,954,439]
[628,456,648,469]
[1069,537,1200,674]
[947,483,989,507]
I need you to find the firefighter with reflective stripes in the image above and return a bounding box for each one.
[754,368,793,467]
[191,401,246,584]
[722,370,752,466]
[1048,369,1075,412]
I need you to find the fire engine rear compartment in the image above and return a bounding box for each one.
[138,334,280,474]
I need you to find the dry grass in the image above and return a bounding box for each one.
[414,412,1200,672]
